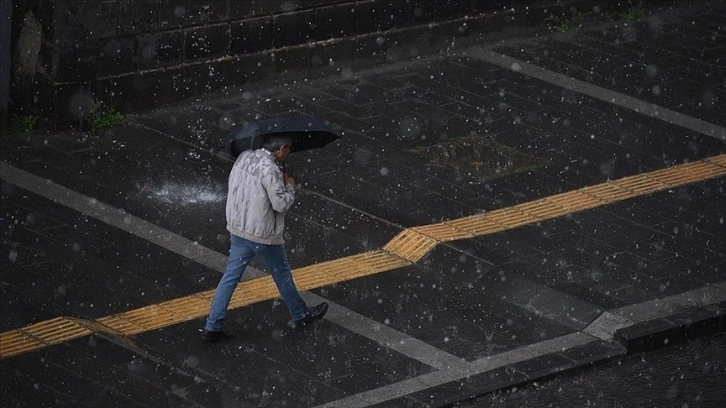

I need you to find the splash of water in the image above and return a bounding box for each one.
[137,181,225,205]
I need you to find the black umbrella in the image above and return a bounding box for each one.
[228,115,341,158]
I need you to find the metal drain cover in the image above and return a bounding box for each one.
[410,135,546,180]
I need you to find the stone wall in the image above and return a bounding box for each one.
[9,0,607,122]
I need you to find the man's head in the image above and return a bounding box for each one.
[263,136,293,162]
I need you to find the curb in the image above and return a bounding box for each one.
[614,302,726,354]
[449,302,726,408]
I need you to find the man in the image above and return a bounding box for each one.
[202,135,328,342]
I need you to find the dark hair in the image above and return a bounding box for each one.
[262,136,293,152]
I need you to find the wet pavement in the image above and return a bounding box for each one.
[468,332,726,408]
[1,1,726,407]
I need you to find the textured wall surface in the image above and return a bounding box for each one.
[9,0,602,121]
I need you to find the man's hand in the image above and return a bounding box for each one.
[283,173,295,187]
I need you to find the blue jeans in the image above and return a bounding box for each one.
[205,235,308,331]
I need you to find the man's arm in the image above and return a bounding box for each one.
[264,170,295,213]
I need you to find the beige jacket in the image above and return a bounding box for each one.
[226,149,294,245]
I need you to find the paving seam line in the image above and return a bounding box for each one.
[1,154,725,359]
[314,282,726,408]
[466,48,726,141]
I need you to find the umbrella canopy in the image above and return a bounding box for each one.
[228,115,341,157]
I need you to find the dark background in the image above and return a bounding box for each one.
[5,0,642,122]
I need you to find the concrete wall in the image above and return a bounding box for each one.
[8,0,604,122]
[0,0,11,110]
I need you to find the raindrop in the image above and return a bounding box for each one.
[645,64,658,78]
[341,67,354,79]
[184,355,199,367]
[702,90,717,110]
[398,116,422,139]
[127,359,147,373]
[353,149,372,165]
[281,1,296,12]
[218,114,235,130]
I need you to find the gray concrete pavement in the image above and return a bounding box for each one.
[2,1,725,407]
[467,332,726,407]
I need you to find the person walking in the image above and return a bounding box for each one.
[201,135,328,342]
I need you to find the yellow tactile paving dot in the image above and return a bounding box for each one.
[579,183,634,202]
[294,251,410,290]
[519,199,570,220]
[550,191,606,211]
[411,223,474,242]
[707,155,726,167]
[616,176,671,193]
[1,154,725,358]
[383,230,439,262]
[0,318,92,357]
[494,206,550,226]
[447,213,507,235]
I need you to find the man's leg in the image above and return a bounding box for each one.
[205,235,255,332]
[253,243,309,321]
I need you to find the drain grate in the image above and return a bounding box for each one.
[408,135,547,181]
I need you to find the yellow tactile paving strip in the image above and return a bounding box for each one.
[1,154,725,358]
[383,229,440,262]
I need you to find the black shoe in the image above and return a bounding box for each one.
[295,302,329,328]
[200,329,235,343]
